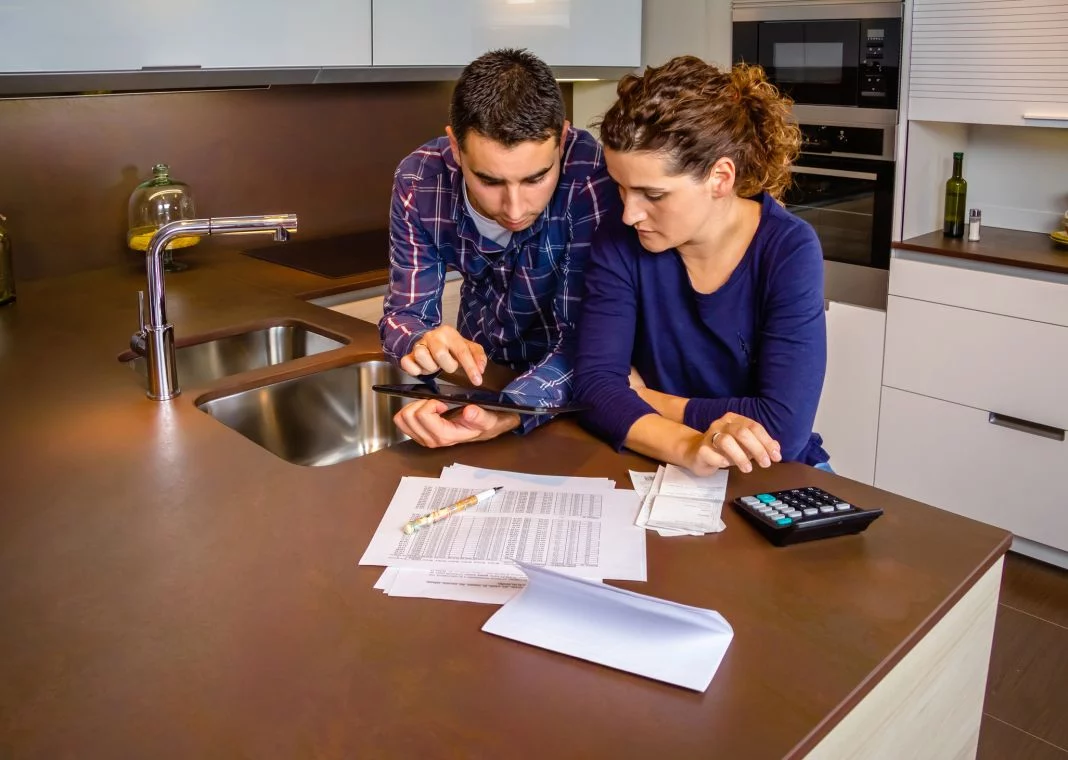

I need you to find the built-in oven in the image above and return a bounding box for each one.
[733,2,902,127]
[785,122,895,310]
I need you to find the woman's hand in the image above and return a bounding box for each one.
[682,412,782,476]
[705,412,782,472]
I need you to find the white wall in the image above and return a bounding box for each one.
[903,121,1068,237]
[571,0,733,134]
[966,125,1068,234]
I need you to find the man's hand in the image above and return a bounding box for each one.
[681,412,782,476]
[400,326,488,386]
[394,399,520,448]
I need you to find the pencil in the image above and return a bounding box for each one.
[402,486,504,535]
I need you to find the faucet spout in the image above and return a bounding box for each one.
[134,213,299,400]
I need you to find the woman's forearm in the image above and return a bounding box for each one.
[623,413,703,469]
[634,387,689,425]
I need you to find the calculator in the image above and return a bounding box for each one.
[731,487,883,546]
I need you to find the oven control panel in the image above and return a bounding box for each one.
[799,124,887,158]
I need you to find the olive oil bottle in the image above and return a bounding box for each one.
[943,152,967,238]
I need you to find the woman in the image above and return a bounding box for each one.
[574,56,829,477]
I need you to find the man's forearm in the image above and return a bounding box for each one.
[380,312,431,362]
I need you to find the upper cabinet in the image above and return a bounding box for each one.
[0,0,639,94]
[908,0,1068,128]
[0,0,372,73]
[371,0,642,68]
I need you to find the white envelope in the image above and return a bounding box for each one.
[482,562,733,692]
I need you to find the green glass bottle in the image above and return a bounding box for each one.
[943,152,967,238]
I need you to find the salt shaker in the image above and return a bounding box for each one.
[967,208,982,242]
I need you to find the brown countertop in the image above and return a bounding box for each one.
[0,248,1010,758]
[896,226,1068,275]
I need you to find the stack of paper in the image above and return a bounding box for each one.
[483,562,734,692]
[629,464,728,537]
[361,466,647,604]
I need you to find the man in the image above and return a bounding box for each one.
[380,48,618,448]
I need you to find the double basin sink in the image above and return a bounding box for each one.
[123,320,418,466]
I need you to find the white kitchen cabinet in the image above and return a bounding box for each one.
[0,0,372,73]
[876,252,1068,554]
[876,386,1068,551]
[327,277,462,330]
[371,0,641,67]
[908,0,1068,128]
[813,301,885,485]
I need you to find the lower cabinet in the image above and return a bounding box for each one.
[876,386,1068,552]
[813,301,886,485]
[328,277,462,329]
[875,251,1068,555]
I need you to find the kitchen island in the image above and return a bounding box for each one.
[0,247,1010,758]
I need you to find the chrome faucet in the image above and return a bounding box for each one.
[132,214,298,400]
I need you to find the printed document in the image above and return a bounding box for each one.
[378,567,531,605]
[360,477,646,581]
[631,465,728,536]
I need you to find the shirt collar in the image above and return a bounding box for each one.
[443,138,559,251]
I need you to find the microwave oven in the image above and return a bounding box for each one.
[733,2,902,125]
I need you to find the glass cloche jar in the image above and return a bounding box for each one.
[127,163,200,272]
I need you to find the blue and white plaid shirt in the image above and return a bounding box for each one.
[380,127,619,432]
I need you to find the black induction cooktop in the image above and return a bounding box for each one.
[243,228,390,279]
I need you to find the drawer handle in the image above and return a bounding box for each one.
[988,412,1065,442]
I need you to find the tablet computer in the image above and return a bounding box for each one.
[371,382,588,416]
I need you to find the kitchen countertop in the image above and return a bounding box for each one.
[0,247,1010,758]
[896,226,1068,275]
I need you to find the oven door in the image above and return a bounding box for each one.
[758,20,860,107]
[785,155,895,309]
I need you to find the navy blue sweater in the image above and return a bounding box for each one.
[574,192,829,466]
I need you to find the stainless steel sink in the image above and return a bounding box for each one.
[196,359,418,466]
[124,321,346,389]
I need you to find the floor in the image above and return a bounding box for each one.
[978,552,1068,759]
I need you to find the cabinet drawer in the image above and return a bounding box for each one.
[875,387,1068,551]
[889,254,1068,328]
[884,295,1068,431]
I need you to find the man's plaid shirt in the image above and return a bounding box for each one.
[380,127,619,432]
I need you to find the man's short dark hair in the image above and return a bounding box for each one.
[450,48,565,148]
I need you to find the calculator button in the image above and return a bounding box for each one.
[768,500,784,508]
[741,496,761,506]
[803,508,818,516]
[835,503,851,511]
[766,511,783,519]
[819,505,835,514]
[786,511,803,519]
[757,494,775,504]
[775,518,792,525]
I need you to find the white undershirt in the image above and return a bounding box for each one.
[462,179,513,248]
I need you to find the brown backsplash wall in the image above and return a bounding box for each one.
[1,81,577,282]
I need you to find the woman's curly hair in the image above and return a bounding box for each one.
[597,57,800,200]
